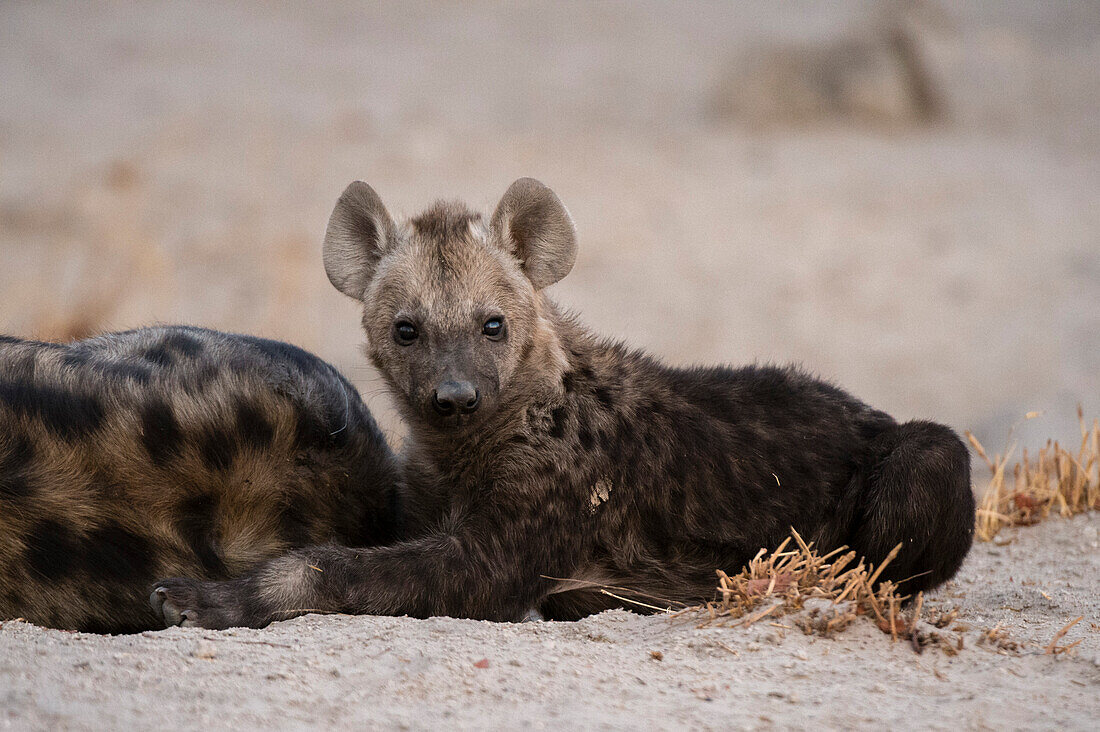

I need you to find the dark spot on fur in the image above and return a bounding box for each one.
[0,431,35,501]
[240,335,322,375]
[24,519,81,581]
[293,406,329,449]
[5,352,37,382]
[139,398,183,467]
[61,350,152,384]
[90,469,127,502]
[143,331,204,368]
[60,349,90,368]
[181,362,220,397]
[108,362,152,384]
[549,406,569,439]
[0,335,21,346]
[162,331,203,357]
[199,427,237,472]
[235,399,275,450]
[0,472,33,502]
[0,381,105,440]
[539,460,563,478]
[278,495,314,547]
[83,523,155,584]
[578,424,595,451]
[139,330,204,367]
[176,493,227,577]
[142,343,174,367]
[594,386,615,409]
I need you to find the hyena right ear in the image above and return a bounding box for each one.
[323,181,396,300]
[490,178,578,290]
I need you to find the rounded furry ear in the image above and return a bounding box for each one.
[490,178,577,290]
[323,181,396,300]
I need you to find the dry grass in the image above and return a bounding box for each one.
[688,529,962,653]
[968,407,1100,542]
[1044,615,1084,656]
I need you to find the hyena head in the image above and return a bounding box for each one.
[323,178,576,432]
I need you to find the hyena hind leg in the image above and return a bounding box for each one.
[848,420,975,595]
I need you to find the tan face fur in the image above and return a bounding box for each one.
[323,178,577,433]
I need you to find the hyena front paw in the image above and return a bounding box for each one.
[149,578,251,630]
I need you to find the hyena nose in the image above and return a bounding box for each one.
[433,381,480,416]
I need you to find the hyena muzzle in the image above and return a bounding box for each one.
[150,178,975,629]
[0,326,399,633]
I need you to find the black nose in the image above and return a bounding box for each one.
[432,381,480,416]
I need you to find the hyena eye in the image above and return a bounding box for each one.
[393,321,419,346]
[483,317,505,340]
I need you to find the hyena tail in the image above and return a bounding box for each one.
[847,420,975,595]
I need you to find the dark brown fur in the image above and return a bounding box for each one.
[151,179,975,629]
[0,326,399,632]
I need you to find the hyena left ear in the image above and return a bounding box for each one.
[323,181,396,300]
[490,178,577,290]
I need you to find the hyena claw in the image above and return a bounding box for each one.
[149,587,183,627]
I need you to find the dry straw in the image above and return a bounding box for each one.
[687,529,961,653]
[968,407,1100,542]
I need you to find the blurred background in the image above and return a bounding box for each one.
[1,0,1097,451]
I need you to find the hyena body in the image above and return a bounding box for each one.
[151,179,975,629]
[0,326,398,632]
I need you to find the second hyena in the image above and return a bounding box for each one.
[1,326,399,632]
[151,178,975,628]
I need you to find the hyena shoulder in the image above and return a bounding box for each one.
[0,326,398,633]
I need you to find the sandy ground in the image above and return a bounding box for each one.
[2,513,1098,730]
[2,1,1100,729]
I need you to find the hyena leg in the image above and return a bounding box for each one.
[150,544,416,629]
[150,532,549,629]
[846,420,975,594]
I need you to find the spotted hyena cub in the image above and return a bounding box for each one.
[151,179,975,628]
[0,326,398,632]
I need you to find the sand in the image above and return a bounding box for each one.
[2,1,1099,728]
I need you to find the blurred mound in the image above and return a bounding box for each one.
[710,3,945,127]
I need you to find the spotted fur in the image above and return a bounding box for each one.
[151,179,975,629]
[0,326,399,632]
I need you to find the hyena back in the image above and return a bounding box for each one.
[151,179,975,629]
[0,326,398,632]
